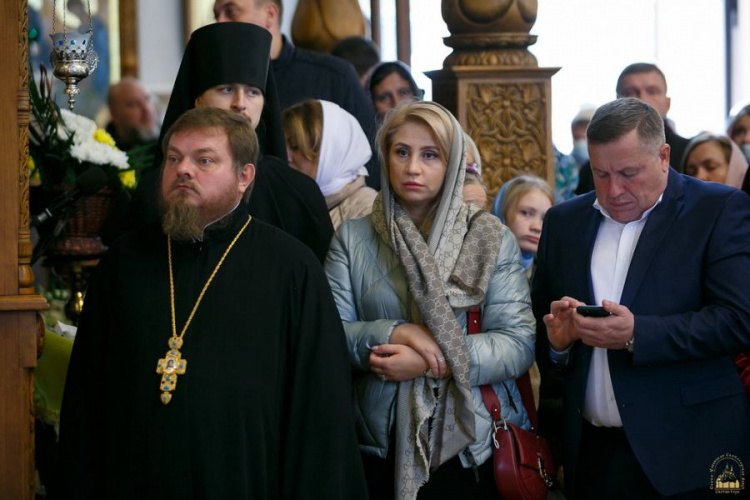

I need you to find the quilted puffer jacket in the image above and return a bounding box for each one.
[324,215,536,468]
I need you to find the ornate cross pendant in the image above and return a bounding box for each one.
[156,336,187,405]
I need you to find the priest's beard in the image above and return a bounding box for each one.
[160,194,203,241]
[159,177,239,241]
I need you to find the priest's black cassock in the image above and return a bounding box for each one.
[58,205,367,499]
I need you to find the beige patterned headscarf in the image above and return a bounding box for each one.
[372,101,503,499]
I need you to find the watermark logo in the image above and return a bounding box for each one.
[710,454,745,495]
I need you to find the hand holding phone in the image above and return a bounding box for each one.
[576,305,611,318]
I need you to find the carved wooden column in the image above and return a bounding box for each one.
[291,0,366,53]
[1,0,50,497]
[428,0,559,198]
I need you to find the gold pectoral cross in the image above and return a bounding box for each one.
[156,336,187,405]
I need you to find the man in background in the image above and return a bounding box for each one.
[106,77,160,151]
[576,62,691,194]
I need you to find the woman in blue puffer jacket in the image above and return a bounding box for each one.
[324,101,536,500]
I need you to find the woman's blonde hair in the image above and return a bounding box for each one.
[377,101,454,168]
[377,102,456,232]
[502,175,554,225]
[282,99,323,163]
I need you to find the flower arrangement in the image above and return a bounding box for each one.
[28,66,151,191]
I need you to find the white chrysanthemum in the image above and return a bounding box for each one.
[59,109,129,170]
[59,108,97,143]
[70,141,129,169]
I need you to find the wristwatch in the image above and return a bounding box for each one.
[625,336,635,354]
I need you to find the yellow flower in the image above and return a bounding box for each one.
[94,128,117,148]
[119,170,136,189]
[28,156,41,186]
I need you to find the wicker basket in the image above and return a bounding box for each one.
[47,187,115,257]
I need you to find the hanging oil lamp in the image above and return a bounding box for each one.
[49,0,98,110]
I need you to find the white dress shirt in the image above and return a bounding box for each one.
[583,196,661,427]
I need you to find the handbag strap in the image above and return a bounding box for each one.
[467,306,539,429]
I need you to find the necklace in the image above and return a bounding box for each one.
[156,215,252,405]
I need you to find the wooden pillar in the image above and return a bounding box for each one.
[1,0,50,497]
[428,0,559,199]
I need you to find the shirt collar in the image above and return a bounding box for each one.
[190,201,246,243]
[593,193,663,224]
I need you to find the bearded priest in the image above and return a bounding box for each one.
[57,107,367,499]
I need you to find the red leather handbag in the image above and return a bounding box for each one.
[468,307,556,500]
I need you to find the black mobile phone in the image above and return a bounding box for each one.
[576,305,611,317]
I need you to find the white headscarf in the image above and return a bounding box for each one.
[316,100,371,196]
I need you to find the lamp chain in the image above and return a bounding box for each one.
[51,0,69,42]
[52,0,94,38]
[87,0,94,32]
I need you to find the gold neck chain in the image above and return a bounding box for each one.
[156,215,252,404]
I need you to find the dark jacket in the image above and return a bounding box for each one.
[533,169,750,495]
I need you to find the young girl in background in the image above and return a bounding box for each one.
[491,175,554,278]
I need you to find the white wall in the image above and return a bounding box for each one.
[531,0,726,153]
[369,0,732,154]
[281,0,298,37]
[137,0,739,156]
[137,0,183,98]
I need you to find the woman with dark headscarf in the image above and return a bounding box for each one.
[365,61,423,122]
[133,22,333,262]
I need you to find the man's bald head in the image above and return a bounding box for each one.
[108,78,159,146]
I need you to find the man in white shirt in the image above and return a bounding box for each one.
[532,98,750,498]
